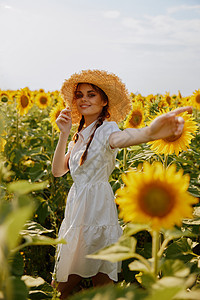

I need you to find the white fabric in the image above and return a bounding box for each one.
[53,120,123,282]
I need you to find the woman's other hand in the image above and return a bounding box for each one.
[56,107,72,134]
[147,106,193,141]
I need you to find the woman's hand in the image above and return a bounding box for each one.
[147,106,193,141]
[56,107,72,134]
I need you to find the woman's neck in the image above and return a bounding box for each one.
[84,114,99,127]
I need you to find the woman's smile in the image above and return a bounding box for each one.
[79,104,91,108]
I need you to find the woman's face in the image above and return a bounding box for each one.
[74,83,107,119]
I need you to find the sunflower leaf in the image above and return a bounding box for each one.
[87,236,137,263]
[165,237,196,263]
[129,259,150,273]
[145,283,182,300]
[160,259,190,277]
[8,180,49,195]
[162,228,195,240]
[123,223,151,236]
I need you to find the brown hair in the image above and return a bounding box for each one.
[73,83,110,165]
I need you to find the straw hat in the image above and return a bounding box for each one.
[60,69,131,124]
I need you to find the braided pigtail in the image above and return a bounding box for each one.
[73,116,85,143]
[79,105,109,166]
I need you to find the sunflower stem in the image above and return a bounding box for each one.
[51,126,55,156]
[50,126,55,189]
[194,108,198,120]
[157,237,171,258]
[164,154,168,168]
[152,230,159,279]
[50,126,57,235]
[123,147,127,170]
[196,108,200,122]
[16,112,19,148]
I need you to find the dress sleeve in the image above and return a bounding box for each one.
[99,122,121,153]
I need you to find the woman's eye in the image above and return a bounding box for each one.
[75,93,82,99]
[88,94,96,97]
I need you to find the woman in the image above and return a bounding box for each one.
[52,69,191,299]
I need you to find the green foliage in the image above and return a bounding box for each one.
[1,102,73,284]
[86,222,200,299]
[0,161,64,299]
[69,283,148,300]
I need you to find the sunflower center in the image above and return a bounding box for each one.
[40,96,48,105]
[195,94,200,103]
[163,132,182,142]
[139,184,175,217]
[1,95,8,102]
[165,96,171,105]
[130,111,142,126]
[21,95,29,108]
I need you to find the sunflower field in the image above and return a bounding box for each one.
[0,87,200,300]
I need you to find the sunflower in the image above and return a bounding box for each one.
[35,92,51,109]
[145,94,156,103]
[49,103,65,132]
[16,88,33,115]
[130,92,136,101]
[162,92,172,107]
[144,95,165,118]
[51,90,60,99]
[57,95,66,107]
[190,89,200,110]
[0,91,10,103]
[172,95,186,108]
[183,96,192,105]
[10,91,17,102]
[177,96,192,108]
[147,110,198,156]
[157,97,169,109]
[23,87,32,97]
[116,161,198,230]
[132,94,145,106]
[124,102,145,129]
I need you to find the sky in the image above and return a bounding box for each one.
[0,0,200,96]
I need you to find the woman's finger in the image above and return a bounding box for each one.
[172,106,193,115]
[175,122,184,135]
[59,113,71,119]
[56,116,71,123]
[177,116,184,124]
[61,107,71,114]
[174,116,184,135]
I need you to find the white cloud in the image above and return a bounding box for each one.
[120,14,200,48]
[167,4,200,14]
[0,3,12,10]
[103,10,120,19]
[3,5,12,9]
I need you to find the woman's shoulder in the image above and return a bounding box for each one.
[96,120,120,136]
[102,120,120,130]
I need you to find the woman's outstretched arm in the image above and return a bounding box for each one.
[109,106,192,149]
[52,108,72,177]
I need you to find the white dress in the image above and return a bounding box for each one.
[53,120,123,282]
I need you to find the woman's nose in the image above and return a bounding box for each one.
[81,96,87,102]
